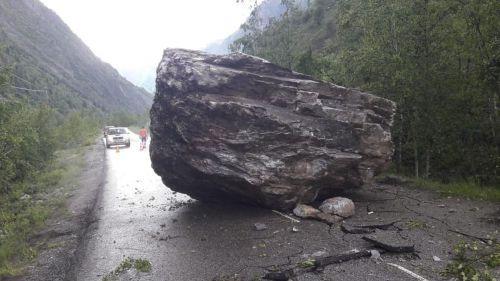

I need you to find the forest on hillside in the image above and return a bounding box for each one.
[232,0,499,186]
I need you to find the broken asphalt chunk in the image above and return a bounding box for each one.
[362,232,415,253]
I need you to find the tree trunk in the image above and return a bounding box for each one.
[425,149,430,178]
[414,141,419,179]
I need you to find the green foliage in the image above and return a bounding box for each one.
[412,178,500,202]
[0,145,87,277]
[0,100,101,277]
[54,111,100,149]
[444,241,499,281]
[102,257,152,281]
[134,258,152,272]
[406,219,428,230]
[235,0,500,187]
[298,258,316,268]
[106,111,149,128]
[0,102,57,193]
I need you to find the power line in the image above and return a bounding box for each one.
[10,85,47,93]
[11,73,38,87]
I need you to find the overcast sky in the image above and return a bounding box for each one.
[40,0,256,86]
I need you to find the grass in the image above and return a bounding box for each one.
[0,146,87,278]
[406,219,428,229]
[102,257,152,281]
[298,259,316,268]
[411,178,500,202]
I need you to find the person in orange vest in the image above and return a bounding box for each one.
[139,126,148,150]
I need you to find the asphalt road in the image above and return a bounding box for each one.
[72,135,499,281]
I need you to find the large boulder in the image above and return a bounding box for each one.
[150,49,396,210]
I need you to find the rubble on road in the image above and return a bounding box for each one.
[292,204,320,219]
[319,197,355,218]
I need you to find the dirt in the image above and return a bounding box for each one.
[10,142,106,281]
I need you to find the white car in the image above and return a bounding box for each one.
[105,127,130,148]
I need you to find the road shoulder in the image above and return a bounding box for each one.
[13,141,106,281]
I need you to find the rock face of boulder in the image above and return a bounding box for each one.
[150,49,396,210]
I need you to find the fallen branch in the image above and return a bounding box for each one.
[263,250,373,280]
[447,229,491,244]
[263,245,416,281]
[264,225,417,280]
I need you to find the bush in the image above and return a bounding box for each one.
[54,111,100,149]
[0,103,57,194]
[0,101,102,276]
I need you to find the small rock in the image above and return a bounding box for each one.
[433,256,441,261]
[319,197,355,218]
[291,226,299,232]
[293,204,321,219]
[370,249,381,260]
[254,223,268,231]
[316,212,343,225]
[311,250,328,258]
[449,209,457,213]
[469,207,479,212]
[437,204,446,208]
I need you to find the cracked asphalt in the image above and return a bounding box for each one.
[72,135,499,281]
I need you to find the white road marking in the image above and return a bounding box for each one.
[387,263,430,281]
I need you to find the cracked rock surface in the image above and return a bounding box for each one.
[150,49,396,210]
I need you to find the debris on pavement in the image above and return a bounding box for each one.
[254,223,268,231]
[341,224,376,234]
[315,212,343,225]
[370,249,381,260]
[432,255,441,262]
[263,236,417,281]
[271,210,300,223]
[293,204,320,219]
[362,231,415,253]
[342,220,401,234]
[319,197,355,218]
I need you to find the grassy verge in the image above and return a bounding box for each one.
[0,145,88,277]
[410,178,500,202]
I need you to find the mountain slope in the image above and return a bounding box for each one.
[0,0,152,115]
[204,0,309,55]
